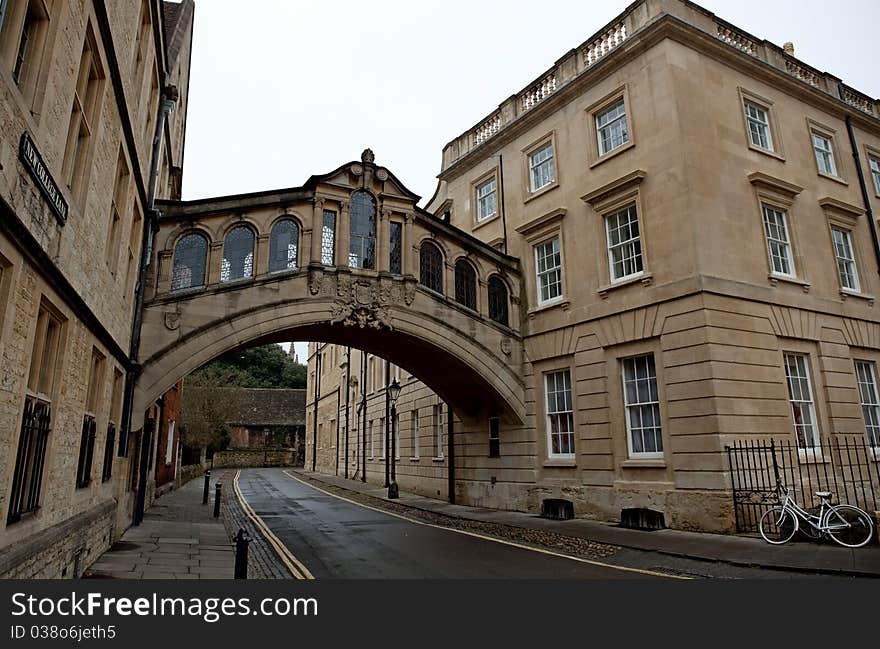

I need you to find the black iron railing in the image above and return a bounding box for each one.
[727,437,880,534]
[7,396,51,524]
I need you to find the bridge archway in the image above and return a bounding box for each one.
[135,151,525,433]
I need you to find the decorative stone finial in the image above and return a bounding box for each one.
[361,148,375,164]
[782,42,794,55]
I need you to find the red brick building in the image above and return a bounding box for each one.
[154,380,183,487]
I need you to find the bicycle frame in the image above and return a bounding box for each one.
[777,485,852,534]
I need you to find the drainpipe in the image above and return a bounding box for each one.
[841,106,880,275]
[335,387,340,475]
[344,346,351,478]
[498,154,509,254]
[312,352,321,472]
[447,403,455,505]
[384,360,390,487]
[361,351,367,483]
[129,86,178,526]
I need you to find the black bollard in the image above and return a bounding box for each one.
[202,470,211,505]
[234,528,251,579]
[213,482,221,518]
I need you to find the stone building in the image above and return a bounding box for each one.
[0,1,193,577]
[307,0,880,532]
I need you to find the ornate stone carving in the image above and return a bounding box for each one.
[350,163,363,177]
[164,311,180,331]
[500,337,512,356]
[375,168,388,181]
[330,302,391,330]
[403,277,417,306]
[361,148,375,164]
[308,266,324,295]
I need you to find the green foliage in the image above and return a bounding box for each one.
[187,344,307,389]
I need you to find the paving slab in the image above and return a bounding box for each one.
[85,475,235,580]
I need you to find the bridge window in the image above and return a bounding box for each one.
[171,233,208,291]
[454,259,477,310]
[419,241,443,294]
[488,276,509,326]
[322,210,336,265]
[389,221,402,275]
[269,219,299,272]
[349,191,376,269]
[221,227,254,282]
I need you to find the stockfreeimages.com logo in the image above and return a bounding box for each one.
[11,592,318,624]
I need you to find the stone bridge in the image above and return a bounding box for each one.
[135,151,524,430]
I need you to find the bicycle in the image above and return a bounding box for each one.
[758,483,875,548]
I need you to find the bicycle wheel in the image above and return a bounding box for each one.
[759,506,798,544]
[824,505,874,548]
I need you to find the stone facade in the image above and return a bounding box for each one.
[212,449,297,469]
[0,1,193,577]
[307,0,880,532]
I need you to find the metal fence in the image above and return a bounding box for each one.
[727,437,880,534]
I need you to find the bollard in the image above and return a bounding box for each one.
[234,528,251,579]
[202,470,211,505]
[213,482,221,518]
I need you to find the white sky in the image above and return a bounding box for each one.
[180,0,880,365]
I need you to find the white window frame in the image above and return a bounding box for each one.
[744,101,773,152]
[528,141,555,192]
[783,352,820,450]
[596,99,629,156]
[831,227,859,292]
[621,354,663,459]
[811,131,837,176]
[605,203,644,282]
[476,177,497,222]
[434,404,444,459]
[544,369,575,459]
[762,204,795,277]
[164,420,175,466]
[412,409,420,459]
[869,157,880,195]
[855,361,880,450]
[534,236,563,305]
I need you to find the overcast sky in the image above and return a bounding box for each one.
[179,0,879,363]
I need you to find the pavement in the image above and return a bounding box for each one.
[84,466,880,579]
[84,473,235,579]
[292,468,880,578]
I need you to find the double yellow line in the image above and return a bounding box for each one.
[282,470,686,580]
[232,470,314,579]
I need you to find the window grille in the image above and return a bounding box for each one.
[221,227,254,282]
[390,221,402,274]
[269,219,299,272]
[349,191,376,269]
[171,233,207,291]
[7,396,51,524]
[322,210,336,266]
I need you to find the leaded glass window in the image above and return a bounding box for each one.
[221,227,254,282]
[349,191,376,269]
[322,210,336,266]
[171,233,207,291]
[420,242,443,294]
[454,259,477,310]
[488,276,509,327]
[269,219,299,273]
[390,221,402,275]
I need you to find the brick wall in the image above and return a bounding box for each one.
[155,380,183,487]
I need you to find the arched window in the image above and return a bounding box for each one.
[222,226,254,282]
[454,259,477,310]
[488,276,509,326]
[419,241,443,294]
[269,219,299,273]
[171,233,208,291]
[349,190,376,269]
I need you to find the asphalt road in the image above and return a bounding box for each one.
[234,468,667,579]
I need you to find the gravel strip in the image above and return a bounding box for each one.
[293,472,620,561]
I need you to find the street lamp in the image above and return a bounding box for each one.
[387,378,401,498]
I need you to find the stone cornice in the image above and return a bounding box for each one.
[581,170,647,207]
[747,172,804,198]
[818,196,864,217]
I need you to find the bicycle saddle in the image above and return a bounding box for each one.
[815,491,832,499]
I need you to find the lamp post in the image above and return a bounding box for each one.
[387,378,401,499]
